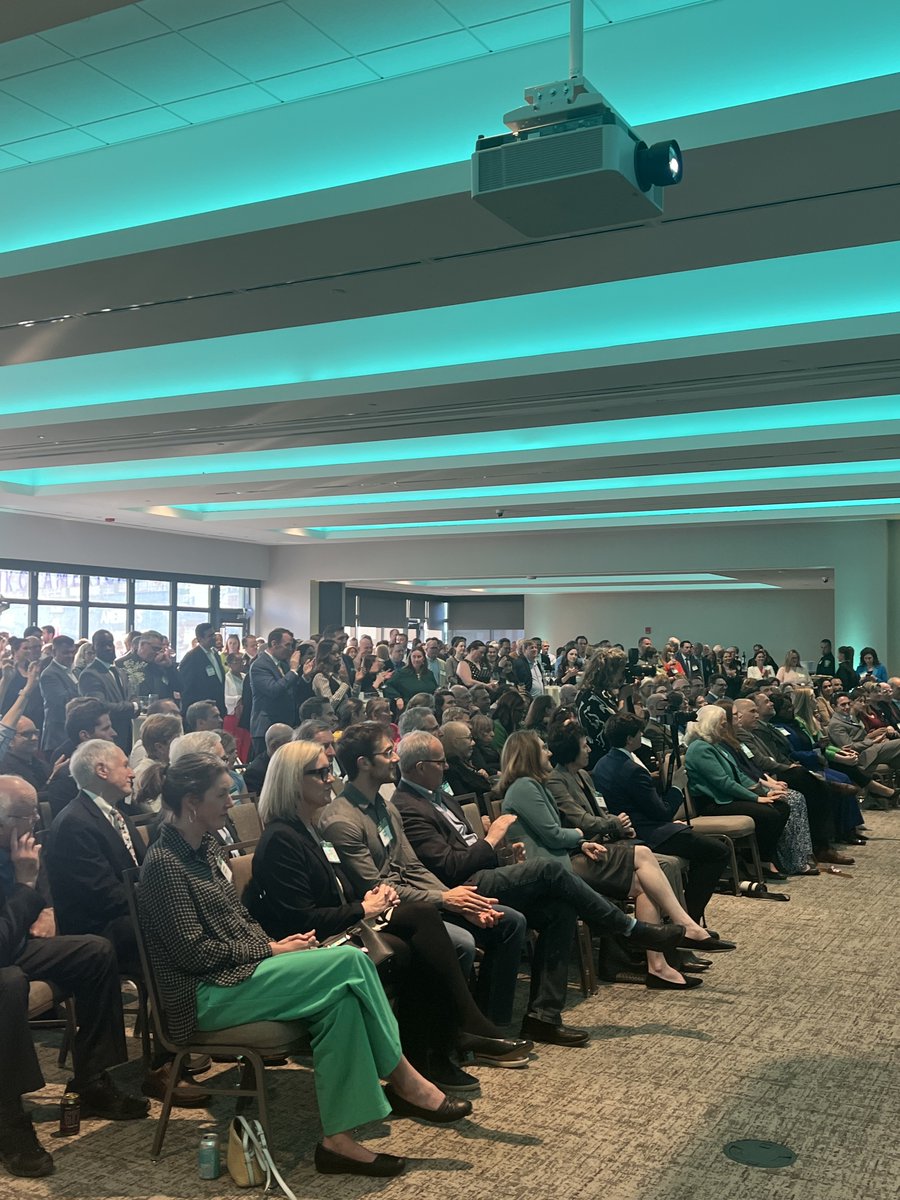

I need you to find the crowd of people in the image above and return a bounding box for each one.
[1,618,895,1180]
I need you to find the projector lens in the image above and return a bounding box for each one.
[635,139,683,191]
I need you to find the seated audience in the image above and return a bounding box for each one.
[0,775,148,1179]
[244,740,524,1090]
[0,714,50,795]
[746,650,777,681]
[183,700,223,733]
[244,723,293,796]
[522,695,557,739]
[131,713,184,812]
[491,691,527,752]
[440,721,495,801]
[857,647,889,684]
[139,751,470,1178]
[470,714,501,774]
[45,698,118,817]
[397,706,440,737]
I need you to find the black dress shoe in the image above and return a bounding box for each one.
[457,1033,532,1066]
[681,958,712,973]
[426,1058,480,1093]
[627,921,685,953]
[646,974,703,990]
[0,1112,54,1178]
[520,1015,589,1046]
[383,1085,471,1123]
[314,1143,405,1177]
[68,1074,149,1121]
[679,934,736,953]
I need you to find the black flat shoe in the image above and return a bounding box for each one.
[68,1075,149,1121]
[314,1143,405,1177]
[383,1085,472,1123]
[679,934,736,953]
[627,922,685,952]
[762,869,787,881]
[646,974,703,990]
[681,961,712,974]
[426,1058,480,1093]
[457,1032,532,1066]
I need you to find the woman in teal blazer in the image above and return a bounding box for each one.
[684,707,790,867]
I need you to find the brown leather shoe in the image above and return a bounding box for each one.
[141,1065,211,1108]
[818,849,855,865]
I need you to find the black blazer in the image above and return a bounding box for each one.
[592,750,683,849]
[510,656,534,690]
[45,790,145,936]
[178,646,226,715]
[392,781,498,887]
[243,816,364,942]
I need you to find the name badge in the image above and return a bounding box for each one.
[641,736,652,748]
[217,856,233,884]
[321,840,341,863]
[377,818,394,847]
[741,743,754,758]
[206,665,217,677]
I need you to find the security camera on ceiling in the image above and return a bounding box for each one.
[471,0,683,236]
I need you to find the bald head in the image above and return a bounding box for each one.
[732,698,758,730]
[0,776,39,842]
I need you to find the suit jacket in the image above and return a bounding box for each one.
[0,880,45,967]
[500,776,582,867]
[510,655,536,691]
[178,645,226,715]
[445,755,493,800]
[248,652,300,736]
[392,781,498,887]
[78,659,135,751]
[45,790,145,936]
[243,816,364,942]
[319,781,445,903]
[684,740,757,805]
[545,765,624,842]
[591,750,683,848]
[674,653,703,681]
[425,657,451,689]
[39,660,79,753]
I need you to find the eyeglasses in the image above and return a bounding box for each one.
[0,810,38,826]
[17,731,39,740]
[303,767,332,782]
[373,749,396,759]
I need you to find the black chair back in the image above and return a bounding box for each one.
[123,867,177,1054]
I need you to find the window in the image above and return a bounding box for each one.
[0,569,31,600]
[90,576,127,604]
[37,572,82,602]
[219,585,249,610]
[135,579,171,606]
[134,610,171,640]
[177,582,209,607]
[175,611,210,660]
[36,604,81,640]
[88,608,129,656]
[0,602,29,634]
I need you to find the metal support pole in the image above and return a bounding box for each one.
[569,0,584,78]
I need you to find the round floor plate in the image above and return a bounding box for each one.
[723,1139,796,1168]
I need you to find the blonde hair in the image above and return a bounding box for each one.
[683,705,725,746]
[498,729,549,792]
[258,740,322,825]
[791,687,821,736]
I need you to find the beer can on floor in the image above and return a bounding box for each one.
[59,1092,81,1136]
[198,1132,221,1180]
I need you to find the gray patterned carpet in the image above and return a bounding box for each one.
[9,812,900,1200]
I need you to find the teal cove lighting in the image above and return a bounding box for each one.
[1,241,900,421]
[298,495,900,537]
[170,457,900,516]
[3,392,900,493]
[2,0,900,256]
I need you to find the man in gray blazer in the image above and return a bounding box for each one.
[78,630,138,752]
[39,637,79,755]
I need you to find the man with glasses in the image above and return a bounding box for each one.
[321,723,532,1059]
[392,731,685,1047]
[0,719,50,795]
[116,631,176,706]
[0,775,148,1179]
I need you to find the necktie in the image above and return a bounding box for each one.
[108,807,138,865]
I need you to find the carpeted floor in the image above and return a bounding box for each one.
[10,811,900,1200]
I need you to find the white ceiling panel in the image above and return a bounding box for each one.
[360,29,486,80]
[260,57,378,102]
[166,84,278,123]
[0,91,67,141]
[183,4,346,80]
[6,127,107,163]
[2,59,149,124]
[137,0,278,31]
[40,6,169,56]
[288,0,461,55]
[474,4,608,52]
[81,105,188,144]
[0,35,69,81]
[87,32,246,103]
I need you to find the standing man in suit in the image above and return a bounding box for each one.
[249,628,302,756]
[674,640,703,683]
[177,622,226,719]
[78,630,138,753]
[593,713,728,924]
[39,637,79,755]
[511,640,544,697]
[424,638,451,689]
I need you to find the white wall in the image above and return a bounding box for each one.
[0,513,270,582]
[523,588,835,661]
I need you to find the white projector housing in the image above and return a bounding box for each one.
[472,117,664,237]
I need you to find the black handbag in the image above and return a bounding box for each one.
[321,915,396,967]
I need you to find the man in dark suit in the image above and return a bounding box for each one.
[674,640,704,683]
[392,730,686,1046]
[593,712,728,923]
[38,637,79,755]
[78,630,138,753]
[177,622,226,717]
[43,740,208,1108]
[249,628,302,756]
[44,698,118,818]
[0,774,148,1178]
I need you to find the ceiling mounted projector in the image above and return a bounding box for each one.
[472,0,683,237]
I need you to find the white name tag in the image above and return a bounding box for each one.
[378,824,393,847]
[641,737,652,748]
[321,841,341,863]
[741,743,754,758]
[217,857,233,883]
[206,665,217,677]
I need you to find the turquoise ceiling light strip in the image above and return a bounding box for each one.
[1,241,900,421]
[2,0,900,257]
[303,495,900,535]
[3,390,900,491]
[172,457,900,515]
